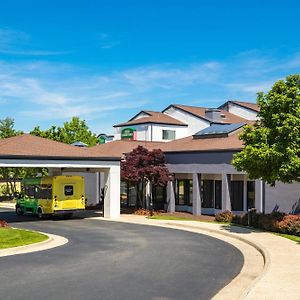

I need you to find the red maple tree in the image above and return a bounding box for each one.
[121,146,172,209]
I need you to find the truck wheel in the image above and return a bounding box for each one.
[16,206,24,216]
[37,208,43,219]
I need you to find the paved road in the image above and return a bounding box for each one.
[0,208,243,300]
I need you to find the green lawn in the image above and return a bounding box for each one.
[0,228,48,249]
[272,232,300,243]
[147,215,196,221]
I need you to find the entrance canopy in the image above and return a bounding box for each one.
[0,134,121,218]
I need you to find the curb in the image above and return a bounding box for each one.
[0,230,68,257]
[162,222,270,300]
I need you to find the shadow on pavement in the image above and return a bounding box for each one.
[0,209,103,224]
[221,224,300,244]
[220,224,263,234]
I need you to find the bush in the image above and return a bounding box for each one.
[274,215,300,236]
[227,210,300,237]
[232,214,248,226]
[133,208,156,216]
[215,210,234,223]
[0,220,10,228]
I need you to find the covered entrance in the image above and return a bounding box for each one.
[0,134,121,218]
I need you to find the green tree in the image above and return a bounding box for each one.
[31,117,98,146]
[232,74,300,185]
[0,118,41,197]
[0,117,22,138]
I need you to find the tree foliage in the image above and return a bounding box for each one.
[233,74,300,185]
[30,117,98,146]
[0,116,98,197]
[0,117,22,139]
[121,146,172,208]
[0,117,42,197]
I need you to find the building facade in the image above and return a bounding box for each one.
[93,100,300,216]
[113,101,253,143]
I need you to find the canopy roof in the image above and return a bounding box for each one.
[0,134,119,161]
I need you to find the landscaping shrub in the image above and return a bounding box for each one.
[274,215,300,236]
[0,220,10,228]
[227,211,300,237]
[215,210,234,223]
[215,210,300,236]
[232,213,248,226]
[133,208,156,216]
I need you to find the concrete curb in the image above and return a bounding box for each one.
[0,230,68,257]
[92,216,268,300]
[162,222,270,300]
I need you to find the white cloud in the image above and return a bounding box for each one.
[1,48,300,133]
[0,28,70,56]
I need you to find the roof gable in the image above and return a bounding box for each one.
[163,104,247,124]
[114,111,187,127]
[219,100,260,112]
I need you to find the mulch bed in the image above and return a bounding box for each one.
[121,207,215,222]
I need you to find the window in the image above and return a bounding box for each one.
[38,184,52,199]
[152,185,166,210]
[176,180,192,206]
[247,181,255,209]
[24,185,37,198]
[214,180,222,209]
[120,181,129,207]
[176,180,185,205]
[201,180,214,208]
[230,181,244,211]
[64,185,74,196]
[162,130,176,140]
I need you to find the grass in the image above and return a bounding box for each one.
[147,215,196,221]
[147,215,222,223]
[272,232,300,243]
[0,228,48,249]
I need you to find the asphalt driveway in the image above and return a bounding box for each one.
[0,208,243,300]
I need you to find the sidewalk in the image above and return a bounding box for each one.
[0,202,15,209]
[91,214,300,300]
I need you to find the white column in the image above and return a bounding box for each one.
[255,179,264,213]
[95,172,100,205]
[103,166,120,218]
[192,173,201,215]
[145,181,151,209]
[167,180,176,213]
[243,176,247,212]
[222,174,231,211]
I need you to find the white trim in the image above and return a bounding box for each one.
[0,159,119,169]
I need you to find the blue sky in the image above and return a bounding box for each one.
[0,0,300,134]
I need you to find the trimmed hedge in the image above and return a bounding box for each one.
[215,211,300,237]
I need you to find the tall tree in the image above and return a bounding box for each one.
[233,74,300,185]
[121,146,172,209]
[31,117,98,146]
[0,117,22,138]
[0,117,40,197]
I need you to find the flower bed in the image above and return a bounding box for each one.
[215,211,300,237]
